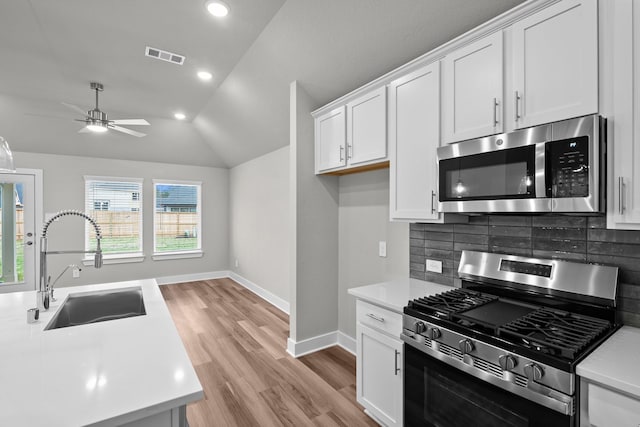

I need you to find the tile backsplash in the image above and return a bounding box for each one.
[409,215,640,327]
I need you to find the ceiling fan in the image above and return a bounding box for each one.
[62,82,150,137]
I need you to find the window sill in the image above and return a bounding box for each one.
[82,253,146,266]
[152,250,203,261]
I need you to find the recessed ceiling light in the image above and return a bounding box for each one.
[174,112,186,120]
[197,71,213,81]
[206,1,229,17]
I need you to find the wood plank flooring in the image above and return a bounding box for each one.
[160,278,377,427]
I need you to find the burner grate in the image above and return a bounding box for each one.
[498,308,612,360]
[409,289,497,319]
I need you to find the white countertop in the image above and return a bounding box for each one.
[576,325,640,398]
[0,279,203,427]
[348,277,454,313]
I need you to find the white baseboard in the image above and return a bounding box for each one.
[287,330,356,358]
[337,331,356,355]
[155,270,230,285]
[287,331,338,358]
[228,272,290,314]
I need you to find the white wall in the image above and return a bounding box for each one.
[338,169,409,338]
[14,151,229,287]
[229,146,289,303]
[289,81,340,345]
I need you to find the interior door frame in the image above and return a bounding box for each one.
[0,168,43,292]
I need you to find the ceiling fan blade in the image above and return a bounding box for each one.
[61,102,89,117]
[110,119,150,126]
[110,125,146,138]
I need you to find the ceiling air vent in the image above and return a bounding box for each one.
[145,46,185,65]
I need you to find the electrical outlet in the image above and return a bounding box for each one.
[234,259,239,268]
[426,259,443,274]
[72,267,80,278]
[378,241,387,257]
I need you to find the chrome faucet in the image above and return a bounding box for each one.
[38,210,103,310]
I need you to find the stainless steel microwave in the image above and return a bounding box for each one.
[436,114,604,214]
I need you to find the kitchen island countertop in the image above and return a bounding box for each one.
[0,279,203,426]
[348,277,454,313]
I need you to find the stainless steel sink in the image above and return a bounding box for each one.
[45,287,146,330]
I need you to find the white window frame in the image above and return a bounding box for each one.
[83,175,145,265]
[152,179,203,261]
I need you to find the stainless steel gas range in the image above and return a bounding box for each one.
[401,250,619,427]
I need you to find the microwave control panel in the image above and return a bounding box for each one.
[547,136,589,198]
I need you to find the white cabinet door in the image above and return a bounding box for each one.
[512,0,598,129]
[443,31,503,143]
[315,106,347,173]
[347,87,387,166]
[356,323,403,427]
[605,0,640,228]
[389,62,441,222]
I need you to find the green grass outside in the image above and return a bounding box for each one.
[0,239,25,282]
[89,236,198,253]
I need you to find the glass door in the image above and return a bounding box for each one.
[0,172,38,293]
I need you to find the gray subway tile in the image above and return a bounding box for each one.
[454,224,489,235]
[532,216,587,228]
[490,226,532,238]
[588,241,640,258]
[489,216,533,227]
[588,228,640,244]
[425,231,454,242]
[488,235,532,249]
[531,249,587,262]
[455,233,489,245]
[532,227,586,240]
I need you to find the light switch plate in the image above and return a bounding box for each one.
[426,259,443,274]
[378,241,387,257]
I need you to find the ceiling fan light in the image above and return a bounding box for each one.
[0,136,16,173]
[206,1,229,17]
[86,123,108,133]
[174,112,186,120]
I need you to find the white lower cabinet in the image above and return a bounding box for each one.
[356,300,403,427]
[580,379,640,426]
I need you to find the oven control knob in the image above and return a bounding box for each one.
[498,354,518,371]
[524,363,544,382]
[428,328,442,340]
[458,339,475,354]
[412,321,426,334]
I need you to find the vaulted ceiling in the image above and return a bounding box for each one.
[0,0,523,168]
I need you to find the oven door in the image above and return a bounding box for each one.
[404,344,572,427]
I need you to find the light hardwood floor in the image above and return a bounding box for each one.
[160,278,378,427]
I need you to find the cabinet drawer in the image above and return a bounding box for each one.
[356,300,402,337]
[586,382,640,426]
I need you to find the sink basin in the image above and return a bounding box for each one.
[45,286,146,330]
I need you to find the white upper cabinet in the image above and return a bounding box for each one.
[346,87,387,167]
[604,0,640,228]
[314,87,387,175]
[389,62,441,222]
[512,0,598,129]
[315,106,347,173]
[443,31,504,143]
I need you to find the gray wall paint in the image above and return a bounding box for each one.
[339,169,409,338]
[14,151,229,287]
[229,146,290,302]
[289,81,339,342]
[409,215,640,327]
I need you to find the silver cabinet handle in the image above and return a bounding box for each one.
[431,190,437,214]
[394,350,400,375]
[347,144,353,159]
[619,176,626,214]
[514,91,521,122]
[493,97,499,127]
[366,313,385,323]
[339,145,344,162]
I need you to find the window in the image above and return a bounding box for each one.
[153,180,201,257]
[84,176,144,259]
